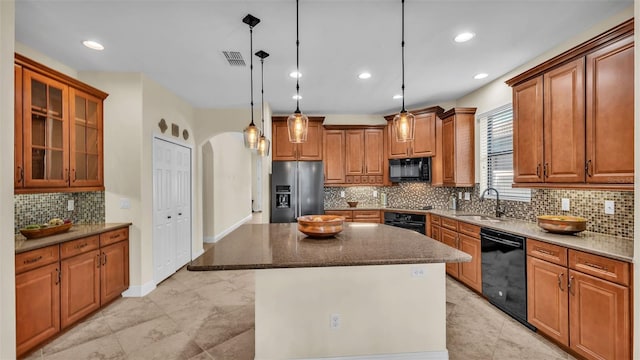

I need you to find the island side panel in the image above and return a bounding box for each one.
[255,264,447,359]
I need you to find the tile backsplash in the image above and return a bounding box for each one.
[325,184,634,238]
[15,191,105,232]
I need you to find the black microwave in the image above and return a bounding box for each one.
[389,157,431,182]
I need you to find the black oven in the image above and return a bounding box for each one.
[389,157,431,182]
[383,212,426,235]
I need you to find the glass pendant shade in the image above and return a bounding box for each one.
[257,135,270,156]
[393,110,415,142]
[287,112,309,143]
[243,122,260,149]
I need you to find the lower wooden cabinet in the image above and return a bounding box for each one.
[60,249,100,329]
[100,240,130,304]
[457,233,482,293]
[324,210,353,222]
[324,209,381,223]
[440,228,459,278]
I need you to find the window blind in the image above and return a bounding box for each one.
[479,104,531,202]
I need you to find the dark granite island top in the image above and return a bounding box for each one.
[188,222,471,271]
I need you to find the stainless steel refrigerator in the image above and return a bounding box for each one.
[271,161,324,223]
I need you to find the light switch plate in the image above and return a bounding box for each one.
[604,200,615,215]
[373,190,378,198]
[458,192,463,199]
[464,192,471,201]
[340,191,345,198]
[67,199,74,211]
[561,198,570,211]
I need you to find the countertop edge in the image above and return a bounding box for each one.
[15,223,133,254]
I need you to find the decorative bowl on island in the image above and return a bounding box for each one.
[537,215,587,234]
[20,221,73,239]
[297,215,345,238]
[347,201,358,208]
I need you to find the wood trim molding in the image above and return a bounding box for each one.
[323,125,386,130]
[15,53,109,100]
[384,105,445,121]
[439,107,477,119]
[505,19,633,86]
[15,186,106,194]
[272,116,325,122]
[511,182,633,191]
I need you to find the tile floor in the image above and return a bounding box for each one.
[26,268,573,360]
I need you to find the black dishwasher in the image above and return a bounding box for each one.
[480,227,534,329]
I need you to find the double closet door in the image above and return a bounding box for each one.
[153,138,192,284]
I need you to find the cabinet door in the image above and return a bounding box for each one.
[16,262,60,357]
[23,69,69,188]
[345,130,365,176]
[430,225,440,241]
[527,256,569,346]
[61,250,100,329]
[272,121,297,161]
[543,58,585,183]
[298,121,323,160]
[323,130,346,184]
[586,37,634,184]
[100,241,129,304]
[387,122,410,159]
[364,129,384,176]
[15,64,24,188]
[70,88,103,188]
[441,228,458,278]
[412,112,436,157]
[458,233,482,293]
[441,117,455,184]
[324,210,352,222]
[513,76,544,183]
[569,270,629,360]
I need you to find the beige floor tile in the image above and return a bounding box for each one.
[149,286,208,314]
[101,297,166,333]
[187,306,255,351]
[125,332,204,360]
[188,350,214,360]
[42,334,125,360]
[227,271,255,291]
[498,317,568,359]
[42,317,113,356]
[172,268,227,288]
[114,315,182,354]
[22,348,43,360]
[207,328,255,360]
[491,337,567,360]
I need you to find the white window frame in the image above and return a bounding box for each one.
[478,104,531,202]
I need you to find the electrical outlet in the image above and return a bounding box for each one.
[330,313,341,329]
[67,199,74,211]
[120,198,131,209]
[458,192,463,199]
[604,200,615,215]
[373,190,378,198]
[561,198,570,211]
[411,267,425,278]
[464,192,470,201]
[340,191,345,198]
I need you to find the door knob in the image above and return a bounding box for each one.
[167,216,172,219]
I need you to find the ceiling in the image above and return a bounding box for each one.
[15,0,631,115]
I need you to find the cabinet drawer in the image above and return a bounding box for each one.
[569,249,629,286]
[60,236,99,260]
[324,210,352,221]
[430,215,441,225]
[458,221,480,239]
[100,228,129,247]
[527,239,567,266]
[16,245,59,275]
[441,217,458,231]
[353,210,380,218]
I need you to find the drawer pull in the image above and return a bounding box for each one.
[102,253,107,265]
[558,273,564,291]
[536,248,555,256]
[74,243,88,250]
[111,234,121,239]
[97,254,101,268]
[568,275,574,295]
[583,262,607,271]
[24,255,43,264]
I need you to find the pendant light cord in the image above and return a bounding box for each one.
[401,0,406,113]
[295,0,301,114]
[260,57,265,132]
[250,26,255,125]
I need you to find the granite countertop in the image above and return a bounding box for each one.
[188,222,471,271]
[15,223,132,254]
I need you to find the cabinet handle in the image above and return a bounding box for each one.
[167,216,172,219]
[74,243,88,250]
[583,262,607,271]
[111,234,121,240]
[17,166,24,183]
[535,248,555,257]
[55,268,60,285]
[72,169,77,182]
[24,255,43,264]
[558,273,564,291]
[543,163,549,178]
[178,213,182,216]
[585,160,593,177]
[97,254,101,268]
[64,168,70,182]
[568,275,574,295]
[102,252,107,265]
[536,164,541,178]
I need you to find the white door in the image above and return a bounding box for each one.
[153,138,192,284]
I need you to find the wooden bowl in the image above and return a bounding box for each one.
[537,215,587,234]
[347,201,358,208]
[20,222,73,239]
[297,215,345,238]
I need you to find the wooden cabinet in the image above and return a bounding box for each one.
[323,126,385,186]
[526,239,631,360]
[272,117,324,161]
[440,228,459,278]
[438,108,476,187]
[15,227,130,357]
[508,21,633,190]
[15,54,108,193]
[386,106,443,159]
[324,210,353,222]
[324,210,381,223]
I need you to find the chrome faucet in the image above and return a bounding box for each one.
[480,187,504,218]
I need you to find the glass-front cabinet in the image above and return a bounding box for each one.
[70,89,103,187]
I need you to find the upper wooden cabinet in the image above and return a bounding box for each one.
[15,54,108,193]
[323,126,385,186]
[437,108,476,187]
[507,20,633,190]
[323,129,346,184]
[272,116,324,161]
[385,106,443,159]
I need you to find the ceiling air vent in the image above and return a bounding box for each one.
[223,51,246,66]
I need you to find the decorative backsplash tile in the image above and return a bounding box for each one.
[15,191,105,232]
[325,184,634,238]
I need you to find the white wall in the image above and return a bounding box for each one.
[16,41,78,79]
[202,141,215,241]
[0,1,16,358]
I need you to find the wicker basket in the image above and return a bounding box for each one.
[20,223,72,239]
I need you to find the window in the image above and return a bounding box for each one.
[479,104,531,202]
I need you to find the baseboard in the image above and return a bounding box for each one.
[122,280,156,298]
[286,352,448,360]
[192,247,204,259]
[213,214,253,242]
[203,236,216,243]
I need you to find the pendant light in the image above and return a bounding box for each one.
[256,50,270,157]
[287,0,309,143]
[392,0,415,142]
[242,14,260,149]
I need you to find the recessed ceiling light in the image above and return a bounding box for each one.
[292,94,302,100]
[454,32,475,43]
[392,94,403,100]
[358,72,372,79]
[474,73,488,79]
[289,71,302,78]
[82,40,104,51]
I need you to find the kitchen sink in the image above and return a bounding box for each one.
[456,215,502,223]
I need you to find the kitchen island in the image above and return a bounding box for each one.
[189,222,470,360]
